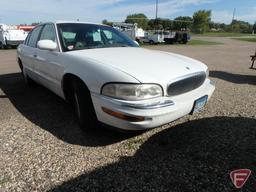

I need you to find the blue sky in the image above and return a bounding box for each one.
[0,0,255,24]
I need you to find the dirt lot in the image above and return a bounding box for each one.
[0,37,255,192]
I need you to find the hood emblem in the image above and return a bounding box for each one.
[186,66,190,70]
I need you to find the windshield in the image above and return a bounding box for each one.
[57,23,138,52]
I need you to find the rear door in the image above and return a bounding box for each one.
[20,25,43,81]
[34,24,62,93]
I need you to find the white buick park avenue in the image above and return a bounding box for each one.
[17,21,215,131]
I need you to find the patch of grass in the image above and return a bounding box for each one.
[194,32,253,37]
[232,37,256,42]
[0,176,9,186]
[187,39,223,45]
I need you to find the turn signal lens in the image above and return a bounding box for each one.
[102,107,145,122]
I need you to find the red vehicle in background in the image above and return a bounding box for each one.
[17,25,34,32]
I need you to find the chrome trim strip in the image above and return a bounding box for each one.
[92,94,175,110]
[121,100,174,109]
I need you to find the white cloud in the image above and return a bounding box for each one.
[212,7,256,24]
[212,10,233,24]
[236,7,256,23]
[1,0,254,25]
[100,0,217,21]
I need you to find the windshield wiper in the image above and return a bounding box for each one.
[106,44,130,48]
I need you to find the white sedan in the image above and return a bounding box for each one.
[17,21,215,131]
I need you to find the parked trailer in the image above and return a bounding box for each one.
[0,24,28,48]
[112,22,144,43]
[164,31,191,44]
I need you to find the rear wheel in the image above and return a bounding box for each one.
[71,79,99,131]
[19,61,36,86]
[149,40,154,45]
[22,71,35,86]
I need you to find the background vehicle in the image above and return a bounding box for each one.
[0,24,28,48]
[164,31,191,44]
[17,25,34,32]
[141,31,165,44]
[112,22,144,43]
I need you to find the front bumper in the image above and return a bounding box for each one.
[6,40,24,46]
[91,79,215,130]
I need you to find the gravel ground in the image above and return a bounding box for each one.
[0,37,255,192]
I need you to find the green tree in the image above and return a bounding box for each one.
[231,20,252,33]
[219,23,230,32]
[192,10,211,33]
[125,13,148,29]
[209,22,221,30]
[147,18,172,30]
[102,19,113,26]
[173,16,193,30]
[161,19,173,30]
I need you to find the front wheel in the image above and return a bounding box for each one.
[72,80,99,131]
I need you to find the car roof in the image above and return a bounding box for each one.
[33,21,109,28]
[55,21,106,26]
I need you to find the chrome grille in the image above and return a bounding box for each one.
[167,72,206,96]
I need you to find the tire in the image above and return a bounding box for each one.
[20,63,36,86]
[72,79,99,131]
[0,42,4,49]
[149,40,154,45]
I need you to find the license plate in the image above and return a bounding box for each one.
[191,95,208,114]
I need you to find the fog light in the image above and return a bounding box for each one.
[102,107,145,122]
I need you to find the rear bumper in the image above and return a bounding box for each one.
[91,79,215,130]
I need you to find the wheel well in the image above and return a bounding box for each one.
[62,74,89,102]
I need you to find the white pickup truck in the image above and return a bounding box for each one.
[141,31,165,44]
[0,24,28,48]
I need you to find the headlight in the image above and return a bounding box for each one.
[101,83,163,101]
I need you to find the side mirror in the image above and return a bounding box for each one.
[37,40,57,51]
[134,40,140,46]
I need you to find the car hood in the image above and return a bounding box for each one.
[66,47,207,84]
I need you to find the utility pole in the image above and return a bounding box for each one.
[155,0,158,19]
[232,8,236,23]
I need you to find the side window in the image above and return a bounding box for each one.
[103,30,112,40]
[24,32,31,45]
[28,26,43,47]
[39,24,56,42]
